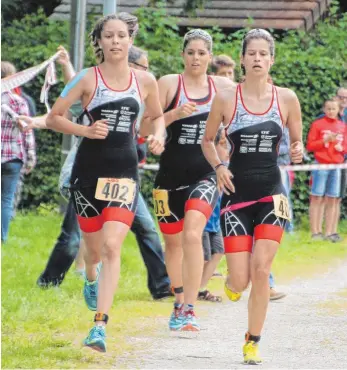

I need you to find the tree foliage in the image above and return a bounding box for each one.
[1,7,347,218]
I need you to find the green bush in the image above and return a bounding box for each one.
[2,7,347,218]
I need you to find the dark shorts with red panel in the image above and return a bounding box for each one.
[155,175,219,235]
[220,195,287,253]
[71,182,139,233]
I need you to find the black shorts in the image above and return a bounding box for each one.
[154,175,219,235]
[71,180,139,233]
[202,230,224,261]
[220,196,287,253]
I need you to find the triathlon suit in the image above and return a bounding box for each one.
[67,67,142,232]
[221,84,287,253]
[154,75,219,234]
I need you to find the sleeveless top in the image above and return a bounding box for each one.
[155,75,216,189]
[225,84,285,203]
[70,67,142,188]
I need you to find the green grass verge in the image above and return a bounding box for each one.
[2,213,346,369]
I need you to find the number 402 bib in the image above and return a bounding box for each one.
[95,178,136,204]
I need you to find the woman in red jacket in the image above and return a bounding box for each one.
[306,98,347,241]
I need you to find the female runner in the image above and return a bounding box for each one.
[202,29,303,363]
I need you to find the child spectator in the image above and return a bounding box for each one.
[307,98,347,242]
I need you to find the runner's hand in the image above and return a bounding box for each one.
[175,102,198,120]
[290,141,303,163]
[147,134,165,155]
[216,165,235,195]
[85,119,108,139]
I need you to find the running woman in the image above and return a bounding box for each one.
[201,29,303,364]
[153,29,234,332]
[46,13,165,352]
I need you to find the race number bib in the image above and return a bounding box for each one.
[95,178,136,204]
[273,194,290,220]
[153,189,171,217]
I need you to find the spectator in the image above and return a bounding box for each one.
[1,61,36,242]
[211,54,236,81]
[307,98,347,242]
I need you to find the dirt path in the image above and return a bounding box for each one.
[115,261,347,369]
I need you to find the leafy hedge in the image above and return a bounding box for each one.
[2,7,347,218]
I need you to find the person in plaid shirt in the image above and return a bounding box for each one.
[1,61,36,242]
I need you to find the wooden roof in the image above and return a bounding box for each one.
[52,0,333,31]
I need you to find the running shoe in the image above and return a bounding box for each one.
[169,305,183,331]
[83,326,106,352]
[83,264,101,311]
[180,309,200,332]
[224,281,242,302]
[243,340,262,365]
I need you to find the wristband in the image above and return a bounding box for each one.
[214,163,226,171]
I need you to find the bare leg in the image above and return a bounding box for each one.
[248,239,279,335]
[97,221,130,314]
[225,252,251,292]
[162,232,183,303]
[82,230,103,282]
[325,197,338,236]
[182,210,206,306]
[332,198,342,234]
[200,253,224,289]
[309,196,324,235]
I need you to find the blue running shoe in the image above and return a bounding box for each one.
[83,264,102,311]
[169,305,183,331]
[180,310,200,332]
[83,326,106,352]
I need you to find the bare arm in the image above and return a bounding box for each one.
[284,89,303,163]
[46,69,108,139]
[201,93,225,169]
[202,93,234,194]
[142,73,165,155]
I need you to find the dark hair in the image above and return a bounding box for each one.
[183,29,213,52]
[241,29,275,57]
[240,28,275,76]
[128,45,147,64]
[90,12,138,63]
[211,55,235,73]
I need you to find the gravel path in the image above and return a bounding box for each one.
[115,261,347,369]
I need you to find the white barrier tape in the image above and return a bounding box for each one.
[1,52,60,93]
[281,163,347,171]
[142,163,347,172]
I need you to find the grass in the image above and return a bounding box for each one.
[2,213,347,369]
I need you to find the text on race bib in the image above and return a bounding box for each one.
[95,178,136,204]
[273,194,291,221]
[152,189,171,217]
